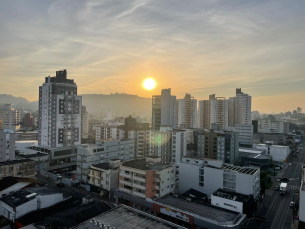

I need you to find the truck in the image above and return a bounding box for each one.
[280,183,287,195]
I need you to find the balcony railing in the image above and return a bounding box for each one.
[119,187,132,194]
[133,176,146,183]
[133,191,146,198]
[133,183,146,190]
[120,180,132,186]
[120,172,133,178]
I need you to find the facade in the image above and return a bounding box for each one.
[81,106,89,139]
[149,127,187,164]
[0,159,35,179]
[179,157,260,199]
[0,104,19,131]
[253,132,290,145]
[226,124,253,146]
[88,159,120,193]
[0,129,16,162]
[0,187,63,222]
[299,164,305,226]
[119,157,176,199]
[23,113,33,128]
[176,93,197,129]
[152,89,176,130]
[255,144,290,162]
[197,129,239,164]
[16,131,38,140]
[38,70,82,148]
[259,115,289,134]
[234,88,251,126]
[76,139,135,183]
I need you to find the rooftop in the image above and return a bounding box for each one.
[223,164,259,175]
[0,159,34,166]
[18,152,49,158]
[0,177,41,191]
[122,158,173,171]
[155,195,241,223]
[91,163,112,170]
[241,153,271,160]
[213,189,251,203]
[239,147,266,154]
[72,205,185,229]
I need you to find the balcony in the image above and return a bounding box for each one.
[133,191,146,199]
[120,172,133,179]
[133,183,146,190]
[155,185,160,190]
[155,193,160,198]
[119,187,132,194]
[155,178,160,182]
[120,180,132,186]
[133,176,146,183]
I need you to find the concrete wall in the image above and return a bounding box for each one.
[16,198,37,219]
[204,166,224,196]
[179,161,202,194]
[38,193,63,209]
[211,195,243,213]
[270,145,289,162]
[0,182,30,197]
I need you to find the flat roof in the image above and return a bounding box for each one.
[0,159,34,166]
[72,205,184,229]
[223,164,259,175]
[239,147,265,154]
[213,189,251,203]
[0,177,40,192]
[91,163,112,170]
[1,189,34,208]
[155,195,241,223]
[18,152,49,158]
[122,158,173,171]
[241,153,271,160]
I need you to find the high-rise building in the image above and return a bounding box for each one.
[235,88,252,125]
[38,70,82,147]
[81,106,89,139]
[152,89,176,130]
[0,129,15,162]
[0,104,19,131]
[23,113,33,128]
[176,93,197,128]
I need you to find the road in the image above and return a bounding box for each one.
[247,140,304,229]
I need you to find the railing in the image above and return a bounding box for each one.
[133,176,146,183]
[133,191,146,198]
[119,187,132,194]
[133,183,146,190]
[120,172,133,178]
[120,180,132,186]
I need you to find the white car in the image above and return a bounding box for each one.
[289,163,292,166]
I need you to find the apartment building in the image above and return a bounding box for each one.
[38,69,82,147]
[81,106,89,139]
[259,115,289,134]
[0,159,36,179]
[76,139,135,183]
[197,129,239,164]
[179,157,260,199]
[299,164,305,227]
[119,157,176,199]
[152,89,176,130]
[0,129,16,162]
[149,126,187,164]
[234,88,251,125]
[16,131,38,140]
[23,113,33,128]
[0,104,19,131]
[176,93,197,128]
[88,159,120,196]
[226,124,253,146]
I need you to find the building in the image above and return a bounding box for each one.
[0,187,63,222]
[239,147,271,168]
[152,89,176,130]
[73,205,185,229]
[298,164,305,227]
[226,124,253,146]
[198,94,228,130]
[258,115,289,134]
[176,93,197,129]
[0,104,19,131]
[0,159,35,179]
[211,188,256,217]
[38,69,82,148]
[234,88,251,126]
[153,194,246,229]
[119,157,176,199]
[17,153,50,170]
[0,177,42,197]
[253,132,291,145]
[179,157,260,199]
[88,159,120,197]
[197,129,239,164]
[81,106,89,139]
[16,131,38,141]
[254,144,290,163]
[76,139,135,183]
[23,113,33,128]
[95,125,118,141]
[0,129,16,162]
[149,127,187,164]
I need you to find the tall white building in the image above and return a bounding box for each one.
[38,70,82,147]
[0,104,19,131]
[176,93,197,128]
[235,88,252,126]
[179,157,260,199]
[152,89,176,130]
[81,106,89,139]
[226,124,253,146]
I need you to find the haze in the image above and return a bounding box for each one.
[0,0,304,113]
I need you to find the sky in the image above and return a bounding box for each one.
[0,0,304,113]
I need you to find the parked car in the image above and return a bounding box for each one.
[274,186,279,191]
[57,174,63,180]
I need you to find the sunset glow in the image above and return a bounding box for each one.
[143,78,156,90]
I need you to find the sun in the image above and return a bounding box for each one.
[143,78,156,90]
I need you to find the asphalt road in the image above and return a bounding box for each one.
[247,140,304,229]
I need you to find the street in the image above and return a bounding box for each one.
[247,140,304,229]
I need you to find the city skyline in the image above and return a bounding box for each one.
[1,0,305,113]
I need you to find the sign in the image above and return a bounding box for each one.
[160,207,190,222]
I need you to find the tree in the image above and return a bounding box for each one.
[286,111,292,116]
[293,110,297,115]
[297,107,303,113]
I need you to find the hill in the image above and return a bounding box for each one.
[0,94,38,111]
